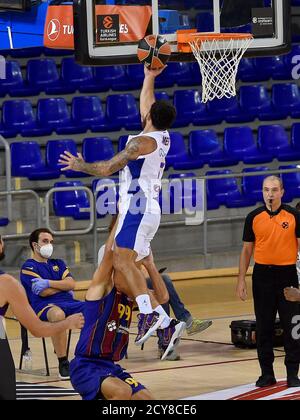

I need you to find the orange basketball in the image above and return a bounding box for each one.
[137,35,171,70]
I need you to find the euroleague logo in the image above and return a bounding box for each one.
[47,19,60,42]
[103,16,114,29]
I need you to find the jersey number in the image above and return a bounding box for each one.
[118,304,131,321]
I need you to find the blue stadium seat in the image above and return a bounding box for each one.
[242,167,270,203]
[252,56,288,81]
[53,181,91,220]
[155,91,170,101]
[258,125,300,162]
[166,132,203,170]
[291,123,300,152]
[26,58,74,95]
[71,96,120,133]
[206,170,256,208]
[78,67,111,93]
[37,98,86,135]
[173,90,221,127]
[239,85,286,121]
[0,218,9,226]
[46,139,87,178]
[237,58,260,82]
[207,96,254,124]
[1,99,51,137]
[10,141,60,180]
[272,83,300,118]
[106,94,141,130]
[61,57,93,91]
[189,129,239,167]
[224,126,273,164]
[189,63,202,86]
[168,173,203,212]
[82,137,114,163]
[97,65,128,91]
[92,178,119,218]
[118,135,128,152]
[125,64,145,89]
[0,61,31,97]
[157,63,193,88]
[155,63,182,88]
[280,165,300,200]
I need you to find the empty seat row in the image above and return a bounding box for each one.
[173,83,300,127]
[8,124,300,180]
[1,45,300,98]
[165,124,300,170]
[0,95,142,138]
[2,83,300,138]
[51,165,300,220]
[0,59,202,97]
[10,138,115,180]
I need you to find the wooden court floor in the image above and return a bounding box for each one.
[5,274,290,400]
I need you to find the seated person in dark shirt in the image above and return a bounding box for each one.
[20,228,85,380]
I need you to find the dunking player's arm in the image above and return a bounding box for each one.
[58,137,156,177]
[58,66,166,177]
[140,66,165,119]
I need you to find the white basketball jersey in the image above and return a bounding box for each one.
[119,130,170,213]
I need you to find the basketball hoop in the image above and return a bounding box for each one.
[178,32,253,103]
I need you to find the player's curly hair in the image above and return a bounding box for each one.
[150,100,176,130]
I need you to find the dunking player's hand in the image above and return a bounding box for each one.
[59,151,85,172]
[144,65,167,78]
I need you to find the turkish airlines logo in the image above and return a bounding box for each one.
[47,19,60,42]
[103,16,113,29]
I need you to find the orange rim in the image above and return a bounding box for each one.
[177,30,253,53]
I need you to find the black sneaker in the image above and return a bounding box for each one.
[59,360,70,380]
[255,374,277,388]
[287,376,300,387]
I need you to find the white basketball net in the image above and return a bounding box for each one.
[189,36,253,103]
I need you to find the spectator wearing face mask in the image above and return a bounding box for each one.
[20,228,85,380]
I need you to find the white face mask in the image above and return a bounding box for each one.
[39,244,53,259]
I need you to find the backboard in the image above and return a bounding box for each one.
[73,0,291,66]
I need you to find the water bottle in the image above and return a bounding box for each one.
[23,349,33,370]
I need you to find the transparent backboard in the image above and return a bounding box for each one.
[73,0,291,65]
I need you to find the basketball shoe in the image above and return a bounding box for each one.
[157,319,186,361]
[135,311,165,346]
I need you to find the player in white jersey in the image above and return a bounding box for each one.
[59,66,186,348]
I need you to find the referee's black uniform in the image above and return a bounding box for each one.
[243,204,300,380]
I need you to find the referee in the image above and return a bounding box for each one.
[237,176,300,388]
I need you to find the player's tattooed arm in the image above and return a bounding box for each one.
[58,136,156,177]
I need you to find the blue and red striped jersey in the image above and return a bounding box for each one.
[75,287,133,361]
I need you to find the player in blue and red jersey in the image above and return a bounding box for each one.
[70,225,157,400]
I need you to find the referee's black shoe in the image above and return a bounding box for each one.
[287,376,300,388]
[255,374,277,388]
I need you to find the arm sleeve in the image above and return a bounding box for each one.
[20,265,41,293]
[58,260,73,279]
[242,213,255,242]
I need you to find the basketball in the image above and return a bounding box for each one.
[137,35,171,70]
